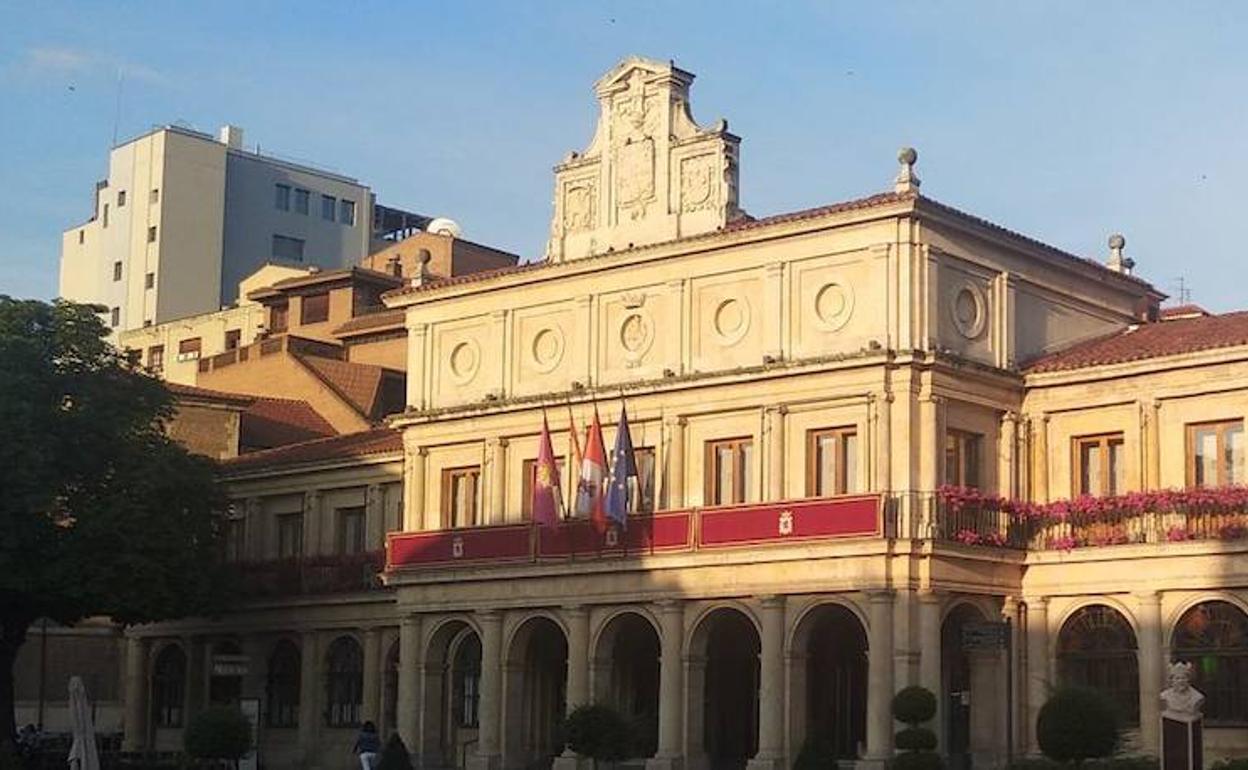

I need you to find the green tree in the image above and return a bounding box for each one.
[0,298,232,750]
[563,704,635,768]
[1036,687,1120,764]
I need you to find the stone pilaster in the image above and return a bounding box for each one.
[748,595,787,770]
[468,611,503,770]
[865,590,896,763]
[1136,591,1163,755]
[917,590,943,751]
[1024,598,1049,755]
[648,600,686,770]
[361,627,381,724]
[396,616,422,754]
[122,636,149,750]
[665,417,686,510]
[298,630,321,767]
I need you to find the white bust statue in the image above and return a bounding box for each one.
[1160,661,1205,722]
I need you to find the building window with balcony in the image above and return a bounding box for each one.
[147,225,157,243]
[148,345,164,371]
[322,194,337,221]
[277,512,303,559]
[224,516,245,562]
[340,199,356,226]
[152,644,187,728]
[336,507,366,554]
[808,427,859,497]
[178,337,202,361]
[117,189,126,207]
[1074,433,1124,497]
[522,456,565,520]
[944,429,982,488]
[325,636,363,727]
[294,188,310,215]
[443,467,481,528]
[113,261,123,282]
[274,183,291,211]
[300,292,330,325]
[1188,420,1244,487]
[706,438,753,506]
[224,329,241,350]
[1172,601,1248,725]
[272,234,305,262]
[270,303,289,333]
[1057,604,1140,727]
[265,640,301,728]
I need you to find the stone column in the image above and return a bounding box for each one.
[488,438,509,525]
[402,441,427,531]
[649,600,685,770]
[1033,415,1050,503]
[865,590,896,763]
[666,417,686,510]
[361,627,382,724]
[298,630,321,765]
[762,263,784,361]
[303,490,322,558]
[365,484,384,551]
[1002,595,1021,762]
[748,595,787,770]
[766,408,785,502]
[1024,598,1049,755]
[469,611,504,770]
[396,616,422,754]
[555,607,592,770]
[917,590,943,751]
[1136,592,1163,755]
[665,279,685,376]
[1000,413,1018,500]
[122,636,149,750]
[406,320,428,410]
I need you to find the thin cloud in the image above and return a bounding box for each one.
[22,45,169,85]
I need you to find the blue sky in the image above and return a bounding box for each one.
[2,2,1245,309]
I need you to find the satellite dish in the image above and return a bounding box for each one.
[426,217,462,238]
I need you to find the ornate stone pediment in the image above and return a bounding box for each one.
[546,56,740,262]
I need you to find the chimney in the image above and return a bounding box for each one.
[387,254,403,277]
[1107,233,1135,276]
[218,125,244,150]
[894,147,921,194]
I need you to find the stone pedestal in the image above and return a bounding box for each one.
[1161,717,1202,770]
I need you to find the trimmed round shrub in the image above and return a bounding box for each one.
[563,704,635,763]
[794,736,837,770]
[893,686,938,725]
[1036,687,1119,763]
[892,752,945,770]
[183,705,253,763]
[378,733,415,770]
[895,727,937,752]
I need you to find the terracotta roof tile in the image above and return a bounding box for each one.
[1024,311,1248,374]
[333,308,406,336]
[222,427,402,472]
[1160,304,1210,320]
[297,355,405,421]
[240,398,337,451]
[165,382,256,406]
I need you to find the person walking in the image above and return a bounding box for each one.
[353,721,380,770]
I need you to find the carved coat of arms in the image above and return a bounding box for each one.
[452,536,464,558]
[778,510,795,536]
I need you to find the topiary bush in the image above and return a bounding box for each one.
[892,686,942,770]
[794,735,837,770]
[562,704,635,767]
[1036,687,1119,764]
[378,733,415,770]
[183,706,253,768]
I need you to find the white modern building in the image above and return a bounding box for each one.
[59,124,427,334]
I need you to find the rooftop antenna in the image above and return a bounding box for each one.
[1173,277,1192,305]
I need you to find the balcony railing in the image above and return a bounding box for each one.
[198,334,345,374]
[233,550,385,597]
[387,495,882,572]
[935,486,1248,550]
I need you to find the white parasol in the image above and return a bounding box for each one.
[67,676,100,770]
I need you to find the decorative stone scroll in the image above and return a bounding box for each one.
[546,56,740,262]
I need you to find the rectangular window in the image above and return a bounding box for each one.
[442,467,481,528]
[1188,420,1245,488]
[337,507,366,554]
[178,337,202,360]
[150,188,159,204]
[148,345,164,371]
[224,517,246,562]
[270,303,289,333]
[78,230,84,245]
[274,183,291,211]
[272,234,305,262]
[110,307,120,327]
[706,438,753,506]
[339,199,356,226]
[635,446,656,513]
[808,427,859,497]
[113,261,123,282]
[300,292,330,325]
[521,457,565,520]
[322,195,337,221]
[147,225,157,243]
[1074,434,1125,497]
[224,329,241,350]
[117,190,126,207]
[944,430,982,489]
[102,203,109,228]
[294,188,310,215]
[277,513,304,559]
[145,272,155,290]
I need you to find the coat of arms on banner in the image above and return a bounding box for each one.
[778,510,795,536]
[452,536,464,558]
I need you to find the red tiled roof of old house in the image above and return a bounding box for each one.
[1025,310,1248,374]
[221,427,402,472]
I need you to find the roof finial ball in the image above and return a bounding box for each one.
[894,146,921,194]
[1107,233,1135,276]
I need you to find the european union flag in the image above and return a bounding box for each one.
[604,404,637,530]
